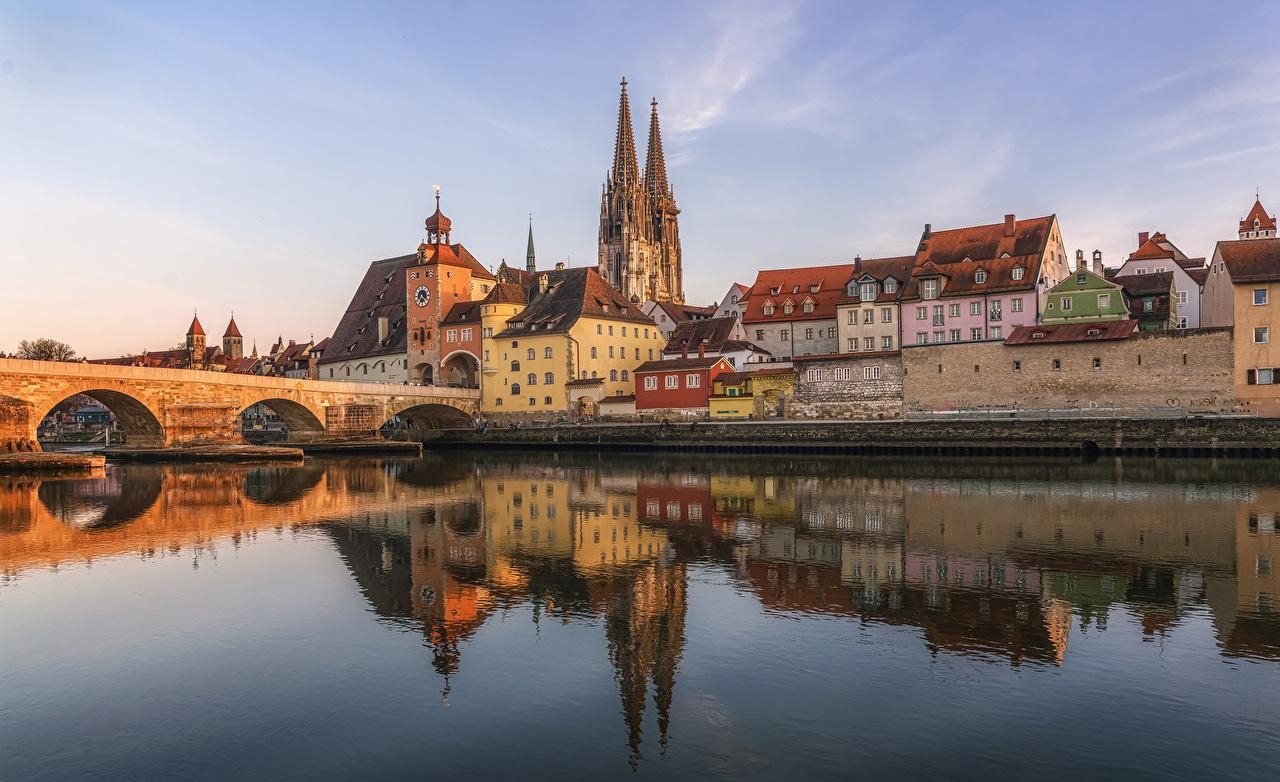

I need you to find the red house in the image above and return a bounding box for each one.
[633,354,734,411]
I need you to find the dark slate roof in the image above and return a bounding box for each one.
[496,267,653,337]
[664,316,739,354]
[321,254,412,363]
[1005,320,1137,345]
[1216,238,1280,283]
[653,300,715,323]
[634,356,731,373]
[442,300,482,325]
[1114,271,1175,296]
[836,256,914,305]
[722,339,770,355]
[482,281,528,306]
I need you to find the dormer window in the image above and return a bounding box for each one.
[884,278,898,294]
[921,278,939,300]
[1011,266,1025,281]
[783,300,795,315]
[974,270,988,284]
[847,283,858,296]
[1256,218,1262,229]
[762,301,775,316]
[792,285,800,294]
[809,283,820,293]
[1001,252,1011,259]
[1032,331,1046,340]
[770,286,781,296]
[860,282,876,301]
[802,299,815,313]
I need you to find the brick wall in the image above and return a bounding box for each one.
[902,327,1237,412]
[791,353,904,419]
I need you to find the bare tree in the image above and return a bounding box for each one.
[17,338,78,362]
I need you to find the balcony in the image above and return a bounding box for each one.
[989,311,1003,322]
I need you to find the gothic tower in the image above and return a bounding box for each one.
[598,78,683,304]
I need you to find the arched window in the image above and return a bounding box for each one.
[591,370,598,378]
[621,370,629,381]
[544,372,553,384]
[359,363,368,375]
[527,373,537,385]
[544,396,552,405]
[511,360,520,371]
[527,348,535,360]
[528,397,536,406]
[610,369,618,381]
[511,383,521,395]
[590,347,598,359]
[544,347,553,358]
[343,366,350,376]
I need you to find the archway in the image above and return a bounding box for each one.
[576,396,597,417]
[242,464,326,505]
[384,403,473,434]
[441,351,479,388]
[413,362,434,386]
[239,398,325,443]
[38,390,165,448]
[37,465,164,530]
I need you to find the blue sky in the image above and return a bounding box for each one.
[2,0,1277,357]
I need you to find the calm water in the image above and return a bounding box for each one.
[2,453,1278,780]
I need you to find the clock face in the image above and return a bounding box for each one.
[414,285,430,307]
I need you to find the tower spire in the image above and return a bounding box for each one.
[611,77,640,187]
[526,214,536,274]
[644,97,670,200]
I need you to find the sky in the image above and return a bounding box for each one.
[2,0,1278,358]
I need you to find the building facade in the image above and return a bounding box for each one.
[598,79,683,304]
[1041,267,1129,325]
[741,264,855,361]
[633,355,734,413]
[1114,271,1178,331]
[835,256,912,354]
[1112,231,1206,328]
[791,352,904,420]
[1203,238,1280,416]
[1239,197,1277,240]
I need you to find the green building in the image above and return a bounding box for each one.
[1041,268,1130,325]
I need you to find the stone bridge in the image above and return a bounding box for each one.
[0,358,479,450]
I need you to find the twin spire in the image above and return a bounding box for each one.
[610,77,671,200]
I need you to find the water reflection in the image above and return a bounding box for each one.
[2,453,1278,767]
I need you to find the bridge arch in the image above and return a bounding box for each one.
[384,401,473,434]
[242,464,326,505]
[39,389,166,448]
[37,466,164,530]
[238,398,325,443]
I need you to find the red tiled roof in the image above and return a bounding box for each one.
[664,316,739,355]
[417,242,497,281]
[498,267,653,337]
[1128,237,1176,261]
[1241,198,1277,232]
[187,315,205,337]
[903,214,1055,299]
[223,317,242,338]
[634,356,732,373]
[1185,268,1208,286]
[482,281,528,306]
[1005,320,1137,345]
[741,264,856,323]
[715,372,752,385]
[1215,238,1280,283]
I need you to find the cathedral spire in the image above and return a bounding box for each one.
[526,215,536,274]
[643,98,670,200]
[611,78,640,187]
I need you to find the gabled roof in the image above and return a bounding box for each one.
[1185,268,1208,286]
[442,300,482,326]
[741,263,856,323]
[652,300,716,323]
[416,241,497,281]
[634,356,732,373]
[1114,270,1175,297]
[836,256,913,305]
[223,317,242,338]
[1241,198,1277,232]
[1128,237,1176,261]
[321,254,412,363]
[482,280,528,306]
[903,214,1054,299]
[1005,320,1137,345]
[497,267,652,337]
[1215,238,1280,283]
[663,316,739,355]
[497,261,535,288]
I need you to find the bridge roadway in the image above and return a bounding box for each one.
[0,358,478,450]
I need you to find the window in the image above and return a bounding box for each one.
[805,368,822,382]
[763,302,775,316]
[1255,289,1270,305]
[527,373,536,385]
[527,348,535,360]
[644,376,658,390]
[461,328,472,341]
[483,327,493,338]
[687,374,701,388]
[1098,293,1110,309]
[1092,357,1102,370]
[803,300,815,313]
[1255,327,1270,344]
[828,327,837,338]
[590,347,597,359]
[544,347,553,358]
[861,309,873,325]
[884,279,897,294]
[974,270,988,284]
[1178,316,1188,329]
[1247,368,1275,385]
[544,396,553,405]
[847,310,858,325]
[805,328,814,340]
[916,332,928,345]
[863,365,881,380]
[781,329,790,341]
[1052,358,1061,371]
[864,337,875,351]
[544,372,554,384]
[990,326,1002,339]
[948,303,961,318]
[446,329,458,342]
[881,336,893,350]
[860,282,876,301]
[1011,266,1024,281]
[916,306,927,320]
[990,301,1002,320]
[834,367,852,381]
[783,301,794,315]
[1061,296,1073,311]
[610,369,618,381]
[933,330,944,343]
[648,349,654,360]
[1011,297,1023,313]
[848,338,859,352]
[967,301,980,316]
[621,370,628,381]
[511,360,521,371]
[1175,290,1188,305]
[949,329,960,342]
[1077,273,1088,285]
[665,374,679,389]
[881,307,893,323]
[921,279,939,299]
[1013,360,1021,372]
[756,329,766,340]
[933,305,944,325]
[608,326,614,336]
[511,383,521,395]
[608,346,614,358]
[528,397,536,406]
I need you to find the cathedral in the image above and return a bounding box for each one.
[598,78,684,304]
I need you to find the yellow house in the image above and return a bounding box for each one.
[708,371,753,419]
[1203,238,1280,415]
[480,266,665,416]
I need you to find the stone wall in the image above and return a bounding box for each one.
[902,328,1237,413]
[0,396,38,452]
[791,354,904,419]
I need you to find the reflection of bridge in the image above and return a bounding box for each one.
[0,358,478,448]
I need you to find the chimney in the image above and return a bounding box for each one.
[922,223,931,240]
[538,274,549,294]
[1003,214,1016,237]
[698,341,705,359]
[1075,249,1084,271]
[681,343,689,359]
[376,318,387,343]
[1138,231,1149,247]
[1092,249,1103,276]
[555,261,566,271]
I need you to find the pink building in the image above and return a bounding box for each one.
[900,214,1070,345]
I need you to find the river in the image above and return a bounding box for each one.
[2,452,1278,780]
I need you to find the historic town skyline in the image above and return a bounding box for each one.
[3,1,1279,356]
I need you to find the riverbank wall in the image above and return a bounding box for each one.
[426,417,1280,458]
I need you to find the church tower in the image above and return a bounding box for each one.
[598,79,683,304]
[222,315,243,361]
[186,314,206,366]
[1239,194,1277,240]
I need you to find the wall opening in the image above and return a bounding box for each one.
[240,399,325,443]
[37,390,165,448]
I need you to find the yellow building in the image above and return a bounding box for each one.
[480,266,665,416]
[1203,237,1280,415]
